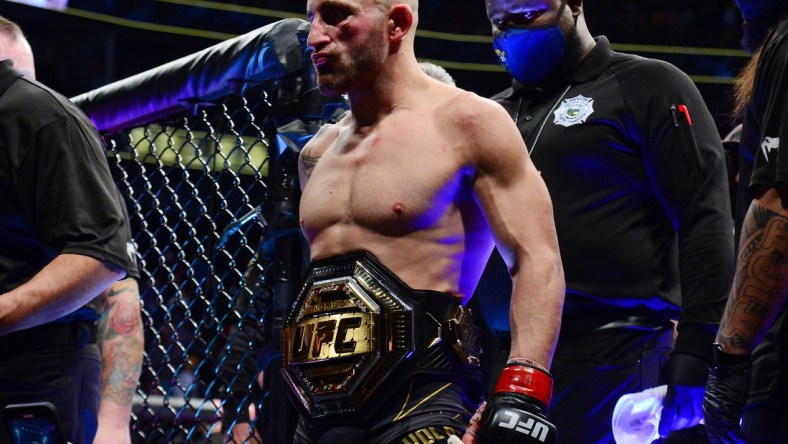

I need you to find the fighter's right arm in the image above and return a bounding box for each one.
[298,123,335,190]
[703,187,788,443]
[299,144,322,186]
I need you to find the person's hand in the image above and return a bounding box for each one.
[94,400,133,444]
[702,347,751,444]
[657,353,707,438]
[93,420,131,444]
[455,401,485,443]
[469,364,557,443]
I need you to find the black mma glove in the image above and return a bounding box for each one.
[702,344,751,444]
[476,363,556,444]
[657,352,708,438]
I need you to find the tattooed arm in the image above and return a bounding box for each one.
[703,188,788,442]
[298,144,322,186]
[297,121,342,190]
[94,278,144,444]
[716,188,788,354]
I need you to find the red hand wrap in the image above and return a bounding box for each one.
[494,364,553,409]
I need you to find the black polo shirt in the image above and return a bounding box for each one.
[490,37,734,357]
[0,59,138,323]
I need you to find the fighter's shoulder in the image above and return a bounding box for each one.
[437,89,524,162]
[301,119,342,159]
[439,89,512,130]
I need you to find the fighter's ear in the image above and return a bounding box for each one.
[388,4,414,42]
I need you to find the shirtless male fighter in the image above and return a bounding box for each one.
[281,1,565,443]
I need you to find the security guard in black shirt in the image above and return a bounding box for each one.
[475,0,735,442]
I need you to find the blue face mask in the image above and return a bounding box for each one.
[492,3,568,85]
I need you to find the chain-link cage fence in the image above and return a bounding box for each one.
[73,18,345,444]
[110,90,274,444]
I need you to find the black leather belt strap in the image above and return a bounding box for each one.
[559,295,674,339]
[0,321,98,356]
[594,315,667,332]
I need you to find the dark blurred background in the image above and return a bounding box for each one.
[0,0,746,135]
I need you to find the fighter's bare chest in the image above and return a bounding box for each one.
[300,128,469,231]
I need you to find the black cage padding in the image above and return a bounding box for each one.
[72,18,307,134]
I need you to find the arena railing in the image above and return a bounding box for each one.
[71,18,346,444]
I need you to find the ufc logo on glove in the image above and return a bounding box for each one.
[499,409,551,442]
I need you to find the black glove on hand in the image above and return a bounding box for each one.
[702,345,751,444]
[476,364,557,444]
[658,352,708,438]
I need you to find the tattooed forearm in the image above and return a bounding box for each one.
[100,281,141,342]
[717,202,788,353]
[102,341,140,405]
[98,278,144,408]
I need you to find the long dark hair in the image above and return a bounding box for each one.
[732,45,762,120]
[733,11,788,119]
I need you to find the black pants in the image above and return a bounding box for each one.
[292,374,478,444]
[549,326,691,444]
[0,343,101,444]
[741,309,788,443]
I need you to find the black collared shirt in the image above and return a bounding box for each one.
[742,19,788,195]
[491,37,734,357]
[0,59,138,324]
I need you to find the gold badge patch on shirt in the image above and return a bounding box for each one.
[553,94,594,127]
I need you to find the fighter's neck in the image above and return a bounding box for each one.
[347,93,406,127]
[346,59,424,127]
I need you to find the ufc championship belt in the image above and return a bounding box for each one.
[282,252,481,424]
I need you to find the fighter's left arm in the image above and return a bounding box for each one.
[467,96,564,368]
[460,95,564,443]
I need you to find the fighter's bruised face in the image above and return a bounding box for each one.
[307,0,389,97]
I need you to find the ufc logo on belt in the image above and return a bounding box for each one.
[290,312,374,361]
[499,409,550,442]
